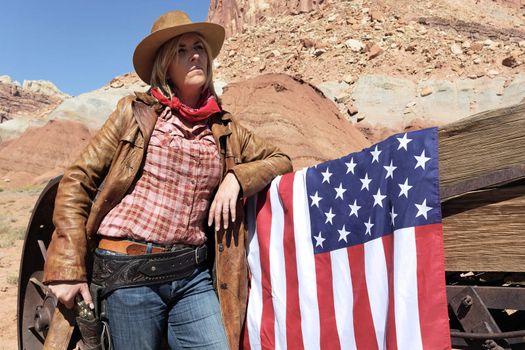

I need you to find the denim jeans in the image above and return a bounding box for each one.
[98,249,229,349]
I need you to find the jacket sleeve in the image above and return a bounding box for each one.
[229,120,293,198]
[43,96,134,283]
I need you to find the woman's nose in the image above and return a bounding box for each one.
[189,49,200,60]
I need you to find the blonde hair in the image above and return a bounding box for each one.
[150,33,216,99]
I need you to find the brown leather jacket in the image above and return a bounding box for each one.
[42,92,292,349]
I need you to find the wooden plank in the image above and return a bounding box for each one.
[438,103,525,201]
[442,185,525,272]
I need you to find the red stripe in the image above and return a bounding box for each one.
[314,252,341,350]
[256,188,275,349]
[415,224,451,350]
[381,234,398,350]
[279,173,305,349]
[347,244,379,350]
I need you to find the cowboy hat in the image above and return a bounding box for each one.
[133,11,225,84]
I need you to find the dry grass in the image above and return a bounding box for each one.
[0,186,42,248]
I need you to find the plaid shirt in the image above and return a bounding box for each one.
[98,107,222,245]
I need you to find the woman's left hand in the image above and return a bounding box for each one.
[208,172,241,231]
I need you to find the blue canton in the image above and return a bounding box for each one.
[306,128,441,254]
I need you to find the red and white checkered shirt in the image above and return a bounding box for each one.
[97,107,222,245]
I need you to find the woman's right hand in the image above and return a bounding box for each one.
[48,282,94,310]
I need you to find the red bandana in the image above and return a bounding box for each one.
[150,87,221,123]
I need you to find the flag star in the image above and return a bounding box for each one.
[314,232,325,248]
[348,199,361,217]
[338,225,350,243]
[345,157,357,174]
[397,133,413,150]
[370,145,382,163]
[334,183,347,199]
[373,188,387,208]
[414,150,431,170]
[415,199,432,219]
[310,191,322,207]
[383,160,397,179]
[321,168,333,184]
[398,178,413,198]
[364,218,374,236]
[324,208,336,225]
[390,206,398,226]
[360,173,372,191]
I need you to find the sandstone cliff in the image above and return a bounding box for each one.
[208,0,327,38]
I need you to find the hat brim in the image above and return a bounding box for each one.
[133,22,225,84]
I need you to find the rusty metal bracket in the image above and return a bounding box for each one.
[448,286,511,349]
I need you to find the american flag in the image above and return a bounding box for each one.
[243,128,450,350]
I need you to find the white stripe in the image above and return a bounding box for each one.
[293,169,321,350]
[364,238,389,350]
[268,178,287,350]
[330,248,357,350]
[246,194,262,349]
[393,227,423,350]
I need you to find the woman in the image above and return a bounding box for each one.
[43,11,292,350]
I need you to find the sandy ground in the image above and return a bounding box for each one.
[0,189,42,349]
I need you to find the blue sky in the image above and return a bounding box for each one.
[0,0,210,96]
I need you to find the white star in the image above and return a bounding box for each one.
[324,208,335,225]
[321,168,333,184]
[345,157,357,174]
[414,150,431,170]
[360,173,372,191]
[390,206,398,226]
[371,145,382,163]
[314,232,325,248]
[348,199,361,217]
[383,160,397,179]
[334,183,347,200]
[397,133,413,150]
[364,218,374,236]
[415,199,432,219]
[398,178,413,198]
[338,225,350,242]
[310,191,322,207]
[373,188,387,208]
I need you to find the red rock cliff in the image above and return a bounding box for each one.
[208,0,327,38]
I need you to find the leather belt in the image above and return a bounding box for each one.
[99,238,182,255]
[92,243,208,297]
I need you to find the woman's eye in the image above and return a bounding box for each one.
[195,45,204,51]
[178,48,186,54]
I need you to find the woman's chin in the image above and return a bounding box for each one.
[183,79,206,91]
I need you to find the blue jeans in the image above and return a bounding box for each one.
[100,250,229,349]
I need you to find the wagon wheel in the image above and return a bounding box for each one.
[17,176,80,349]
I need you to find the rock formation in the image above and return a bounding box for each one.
[208,0,327,38]
[0,120,91,188]
[0,77,67,123]
[211,0,525,128]
[220,73,370,169]
[0,76,68,142]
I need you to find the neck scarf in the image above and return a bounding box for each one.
[150,87,221,123]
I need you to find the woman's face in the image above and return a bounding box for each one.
[167,33,208,93]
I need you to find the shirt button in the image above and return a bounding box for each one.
[218,243,224,252]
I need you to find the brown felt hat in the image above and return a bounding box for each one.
[133,11,225,84]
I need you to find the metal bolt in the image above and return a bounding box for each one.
[461,295,473,308]
[151,266,156,272]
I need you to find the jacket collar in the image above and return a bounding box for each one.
[133,90,232,145]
